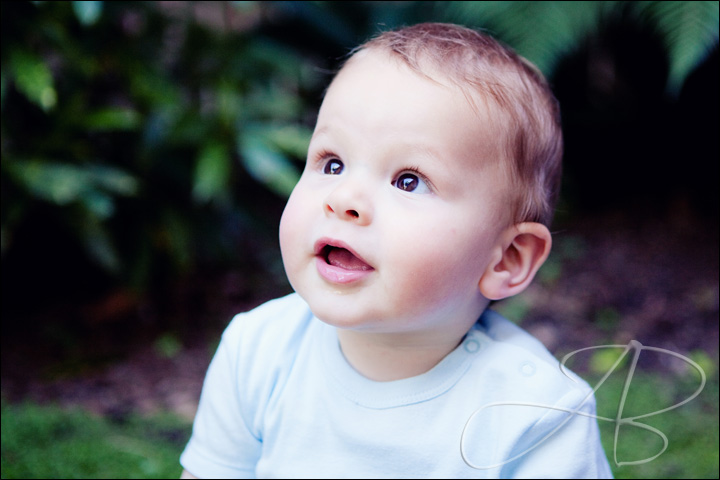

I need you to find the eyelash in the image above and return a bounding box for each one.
[315,149,340,167]
[396,166,435,193]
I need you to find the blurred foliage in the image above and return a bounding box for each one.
[586,362,719,478]
[1,399,190,479]
[442,1,719,94]
[1,1,717,318]
[1,1,319,307]
[440,0,718,214]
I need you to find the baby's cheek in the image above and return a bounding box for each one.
[389,256,462,311]
[279,202,306,272]
[389,235,485,313]
[279,189,308,244]
[278,215,294,262]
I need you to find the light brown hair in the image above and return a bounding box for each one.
[349,22,563,226]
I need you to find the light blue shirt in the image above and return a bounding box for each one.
[180,293,612,478]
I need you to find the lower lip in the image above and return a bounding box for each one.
[315,257,374,284]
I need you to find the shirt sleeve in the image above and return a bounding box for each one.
[180,318,262,479]
[501,387,614,479]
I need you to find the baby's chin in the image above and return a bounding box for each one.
[306,301,374,330]
[310,306,430,340]
[299,293,386,332]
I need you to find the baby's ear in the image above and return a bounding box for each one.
[478,222,552,301]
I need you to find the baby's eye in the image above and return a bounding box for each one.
[323,159,344,175]
[393,172,431,194]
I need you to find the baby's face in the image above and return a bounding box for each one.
[280,50,510,336]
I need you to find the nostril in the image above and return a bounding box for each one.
[324,201,362,220]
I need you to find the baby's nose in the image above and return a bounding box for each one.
[325,203,362,221]
[324,181,373,225]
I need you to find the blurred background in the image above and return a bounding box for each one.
[1,1,718,478]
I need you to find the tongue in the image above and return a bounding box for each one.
[327,248,372,271]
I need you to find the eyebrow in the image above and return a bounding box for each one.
[310,125,331,142]
[312,124,440,158]
[413,144,442,163]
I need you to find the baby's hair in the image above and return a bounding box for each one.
[348,23,563,226]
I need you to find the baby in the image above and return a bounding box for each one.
[180,23,612,478]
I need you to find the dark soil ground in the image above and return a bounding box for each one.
[1,204,718,422]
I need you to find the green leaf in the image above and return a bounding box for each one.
[249,123,312,159]
[589,347,629,375]
[154,333,182,359]
[192,142,231,203]
[84,107,141,131]
[74,212,121,273]
[239,136,300,197]
[8,160,92,205]
[443,1,719,93]
[81,190,115,218]
[243,84,304,121]
[130,67,182,108]
[688,349,716,381]
[72,0,103,26]
[217,81,243,127]
[636,1,720,94]
[86,165,140,197]
[9,50,57,111]
[443,1,614,76]
[6,160,138,209]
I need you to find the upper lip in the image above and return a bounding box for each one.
[314,237,374,269]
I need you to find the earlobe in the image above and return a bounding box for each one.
[478,222,552,301]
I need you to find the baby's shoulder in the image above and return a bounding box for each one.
[220,293,314,364]
[478,309,560,366]
[473,309,593,405]
[223,293,312,344]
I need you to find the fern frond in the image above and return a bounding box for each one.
[441,1,616,76]
[441,0,719,93]
[634,1,719,94]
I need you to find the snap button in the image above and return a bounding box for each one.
[520,361,536,377]
[464,339,480,353]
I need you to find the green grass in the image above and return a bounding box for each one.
[1,368,718,478]
[584,366,719,478]
[1,400,191,479]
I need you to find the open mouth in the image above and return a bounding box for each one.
[320,245,373,271]
[314,239,374,284]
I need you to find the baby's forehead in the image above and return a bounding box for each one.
[323,51,506,148]
[341,48,451,89]
[333,49,499,118]
[355,48,506,115]
[322,56,508,162]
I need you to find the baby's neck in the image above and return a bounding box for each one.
[335,327,468,382]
